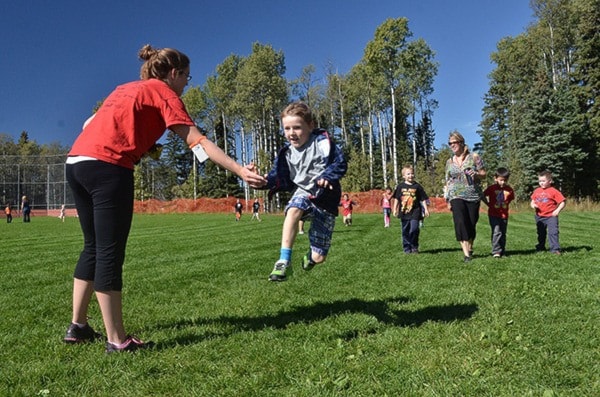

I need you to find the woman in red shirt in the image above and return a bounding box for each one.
[64,45,265,353]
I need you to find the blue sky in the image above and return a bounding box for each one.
[0,0,534,150]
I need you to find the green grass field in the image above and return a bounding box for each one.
[1,211,598,396]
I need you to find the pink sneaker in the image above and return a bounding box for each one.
[105,335,154,353]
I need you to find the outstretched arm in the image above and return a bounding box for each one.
[171,124,266,188]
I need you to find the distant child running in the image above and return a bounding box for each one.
[530,170,566,254]
[381,188,392,228]
[59,204,66,222]
[251,198,262,221]
[5,204,12,223]
[339,194,356,226]
[258,102,347,282]
[298,220,305,235]
[482,167,515,257]
[392,166,430,253]
[234,199,243,221]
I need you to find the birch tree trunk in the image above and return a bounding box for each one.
[377,111,387,188]
[390,85,398,184]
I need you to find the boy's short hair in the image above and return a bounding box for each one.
[538,170,553,180]
[495,167,510,179]
[401,165,413,174]
[281,102,315,125]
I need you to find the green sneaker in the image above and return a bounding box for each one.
[301,252,316,271]
[268,260,292,282]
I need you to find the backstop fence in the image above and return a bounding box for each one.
[1,154,73,213]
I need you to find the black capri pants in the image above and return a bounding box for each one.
[66,160,134,291]
[450,198,480,242]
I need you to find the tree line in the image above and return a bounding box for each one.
[480,0,599,200]
[2,2,599,207]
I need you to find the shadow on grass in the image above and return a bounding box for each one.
[153,297,478,349]
[425,245,592,257]
[503,245,592,256]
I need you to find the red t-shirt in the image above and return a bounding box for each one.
[69,79,195,169]
[483,184,514,219]
[531,186,565,217]
[340,199,354,216]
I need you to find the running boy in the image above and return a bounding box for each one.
[530,170,566,254]
[259,102,347,282]
[234,199,243,221]
[339,194,356,226]
[482,167,515,257]
[59,204,66,222]
[392,165,429,253]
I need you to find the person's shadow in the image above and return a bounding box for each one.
[152,297,479,349]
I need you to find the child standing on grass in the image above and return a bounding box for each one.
[5,203,12,223]
[251,198,262,221]
[258,102,347,282]
[392,165,430,253]
[340,194,356,226]
[234,199,243,221]
[482,167,515,258]
[21,195,31,222]
[381,188,392,228]
[530,170,566,255]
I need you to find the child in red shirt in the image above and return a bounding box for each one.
[340,194,356,226]
[482,167,515,257]
[530,170,566,254]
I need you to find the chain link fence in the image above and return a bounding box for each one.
[1,154,73,213]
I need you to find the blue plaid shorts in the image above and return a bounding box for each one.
[286,195,336,256]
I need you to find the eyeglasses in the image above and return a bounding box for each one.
[448,141,461,145]
[180,71,192,81]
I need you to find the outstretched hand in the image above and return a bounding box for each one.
[242,162,267,188]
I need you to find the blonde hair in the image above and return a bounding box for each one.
[402,165,414,174]
[138,44,190,80]
[449,130,470,155]
[281,102,315,125]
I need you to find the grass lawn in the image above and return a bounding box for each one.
[0,211,598,396]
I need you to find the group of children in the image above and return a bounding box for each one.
[264,156,565,281]
[4,195,35,223]
[480,168,565,257]
[4,201,67,223]
[380,166,565,259]
[378,166,565,259]
[225,102,566,282]
[233,198,263,222]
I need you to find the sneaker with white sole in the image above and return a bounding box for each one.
[268,260,292,282]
